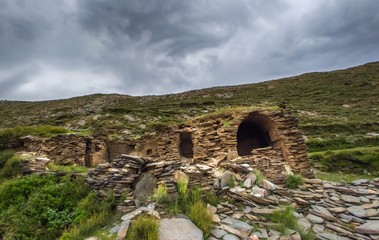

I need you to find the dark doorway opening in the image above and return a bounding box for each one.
[237,120,272,156]
[85,139,92,167]
[179,132,194,158]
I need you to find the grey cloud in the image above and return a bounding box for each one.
[0,0,378,100]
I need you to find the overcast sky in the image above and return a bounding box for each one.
[1,0,378,101]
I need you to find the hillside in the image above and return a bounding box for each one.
[1,61,379,151]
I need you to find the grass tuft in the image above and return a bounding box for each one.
[285,174,304,189]
[188,201,212,238]
[151,183,168,203]
[126,215,159,240]
[253,169,265,185]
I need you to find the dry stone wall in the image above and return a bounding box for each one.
[20,134,107,166]
[137,109,313,183]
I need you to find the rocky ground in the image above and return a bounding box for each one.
[93,176,379,240]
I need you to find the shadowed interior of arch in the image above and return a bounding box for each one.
[237,119,272,156]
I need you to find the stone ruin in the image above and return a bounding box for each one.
[137,109,313,182]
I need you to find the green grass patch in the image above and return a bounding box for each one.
[205,191,219,206]
[315,171,375,183]
[0,125,68,149]
[126,215,159,240]
[309,147,379,175]
[47,163,89,174]
[285,174,304,189]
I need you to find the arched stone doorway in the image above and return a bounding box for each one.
[237,112,278,156]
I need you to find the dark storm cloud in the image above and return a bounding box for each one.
[0,0,378,100]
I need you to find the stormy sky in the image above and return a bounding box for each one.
[1,0,378,101]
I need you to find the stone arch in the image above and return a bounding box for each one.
[237,112,280,156]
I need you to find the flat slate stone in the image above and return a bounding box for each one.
[317,232,350,240]
[223,234,240,240]
[306,213,324,224]
[159,218,203,240]
[347,206,367,218]
[355,221,379,235]
[221,216,252,237]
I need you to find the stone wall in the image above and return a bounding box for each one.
[20,134,108,166]
[136,109,313,183]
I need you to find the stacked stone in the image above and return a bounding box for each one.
[180,164,215,190]
[86,154,147,196]
[19,134,107,166]
[21,157,51,174]
[145,160,182,193]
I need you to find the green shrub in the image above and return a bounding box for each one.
[285,174,304,189]
[271,206,297,234]
[126,215,159,240]
[188,201,212,238]
[60,211,110,240]
[227,177,236,188]
[0,150,14,169]
[0,155,22,181]
[164,197,181,215]
[0,174,117,240]
[152,183,168,203]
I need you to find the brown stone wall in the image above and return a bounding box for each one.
[137,109,313,182]
[20,134,108,166]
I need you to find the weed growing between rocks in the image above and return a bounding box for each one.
[271,205,315,239]
[126,215,159,240]
[188,201,213,238]
[285,174,304,189]
[151,182,168,203]
[205,191,219,206]
[253,169,265,185]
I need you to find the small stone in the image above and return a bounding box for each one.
[116,219,130,240]
[212,214,221,223]
[207,204,217,214]
[243,206,252,214]
[317,232,350,240]
[341,194,361,204]
[329,207,346,214]
[246,172,257,184]
[366,208,379,217]
[312,224,324,233]
[355,221,379,235]
[297,217,311,231]
[220,171,236,188]
[360,196,370,203]
[251,186,267,198]
[259,179,277,190]
[306,214,324,224]
[211,228,227,238]
[243,178,252,188]
[347,206,367,218]
[223,234,240,240]
[221,217,252,238]
[352,179,369,185]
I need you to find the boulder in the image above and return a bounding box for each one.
[251,186,267,198]
[259,179,277,190]
[220,171,236,188]
[159,218,203,240]
[133,173,157,202]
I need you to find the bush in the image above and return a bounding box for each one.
[126,215,159,240]
[0,155,22,181]
[188,201,212,238]
[0,150,14,169]
[152,183,168,203]
[285,174,304,189]
[0,174,117,239]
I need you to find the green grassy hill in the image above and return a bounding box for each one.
[1,61,378,151]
